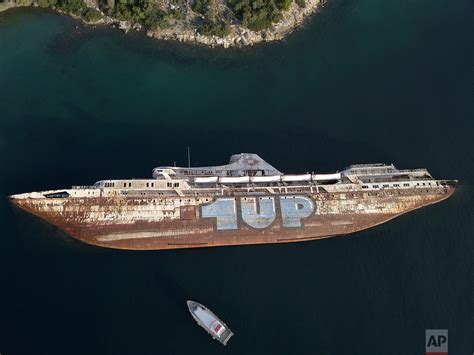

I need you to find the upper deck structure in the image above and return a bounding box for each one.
[9,153,457,250]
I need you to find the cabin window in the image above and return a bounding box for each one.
[44,191,70,198]
[174,183,179,188]
[129,183,132,187]
[362,185,368,189]
[151,183,154,187]
[146,183,149,187]
[403,183,409,187]
[123,183,126,187]
[383,184,389,188]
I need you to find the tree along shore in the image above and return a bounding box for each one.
[0,0,327,47]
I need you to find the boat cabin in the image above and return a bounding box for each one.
[210,321,226,337]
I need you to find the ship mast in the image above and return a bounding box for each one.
[187,146,191,168]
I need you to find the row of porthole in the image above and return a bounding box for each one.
[225,196,301,201]
[146,198,211,203]
[361,181,437,189]
[242,197,274,201]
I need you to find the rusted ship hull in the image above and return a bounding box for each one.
[9,186,455,250]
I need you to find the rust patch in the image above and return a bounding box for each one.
[9,186,457,250]
[180,205,197,220]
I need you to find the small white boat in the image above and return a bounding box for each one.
[187,300,234,346]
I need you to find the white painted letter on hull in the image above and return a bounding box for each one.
[241,197,276,229]
[201,198,238,230]
[280,196,314,228]
[202,196,315,231]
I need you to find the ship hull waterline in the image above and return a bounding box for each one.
[8,186,456,251]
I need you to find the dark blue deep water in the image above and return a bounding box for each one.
[0,0,472,354]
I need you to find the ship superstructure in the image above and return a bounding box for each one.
[9,153,457,250]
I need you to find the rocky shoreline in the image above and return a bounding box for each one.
[147,0,324,47]
[0,0,326,48]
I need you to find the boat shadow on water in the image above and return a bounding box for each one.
[152,270,190,310]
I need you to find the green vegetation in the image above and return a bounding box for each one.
[192,0,210,15]
[169,7,185,20]
[192,0,230,37]
[275,0,291,10]
[147,11,170,30]
[113,0,168,29]
[229,0,285,31]
[83,7,102,21]
[56,0,84,15]
[295,0,305,8]
[198,20,230,37]
[15,0,33,6]
[37,0,57,8]
[113,0,145,21]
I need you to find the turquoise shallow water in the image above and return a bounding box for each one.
[0,0,472,354]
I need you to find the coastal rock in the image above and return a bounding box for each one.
[118,21,131,33]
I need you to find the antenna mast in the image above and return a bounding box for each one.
[187,147,191,168]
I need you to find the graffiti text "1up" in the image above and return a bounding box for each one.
[201,196,314,230]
